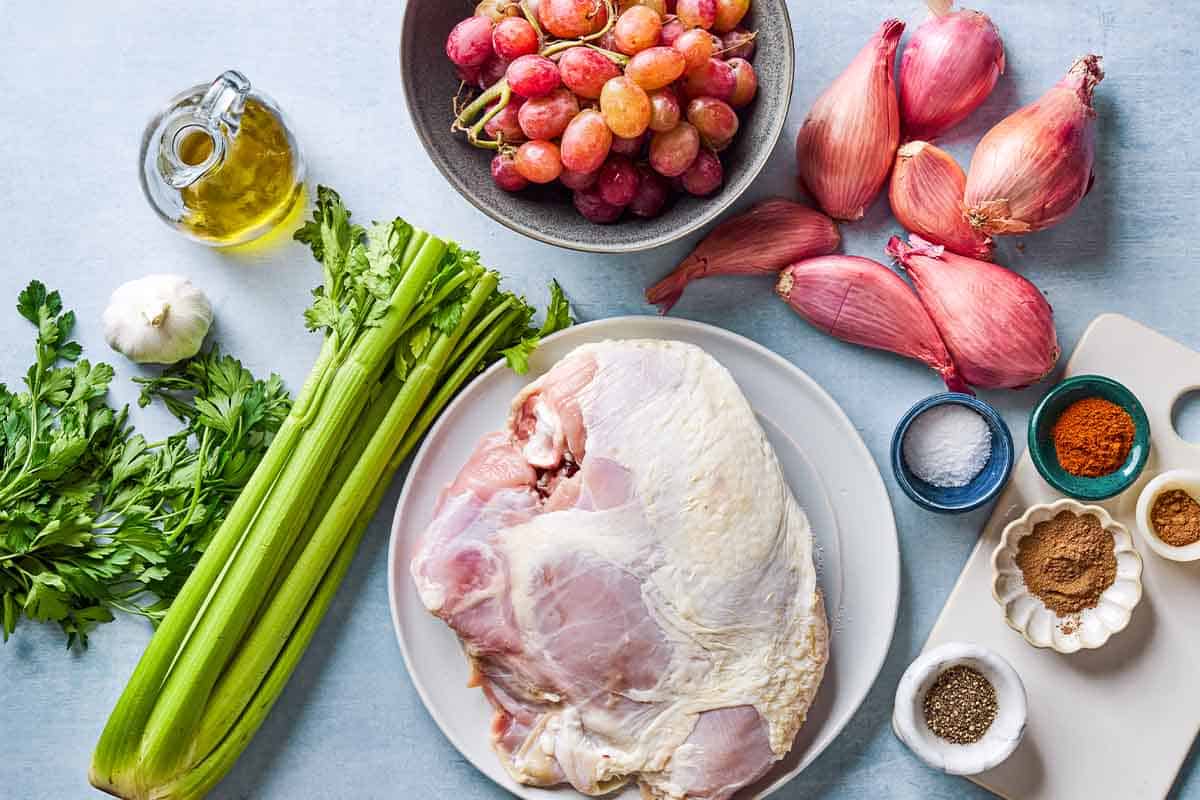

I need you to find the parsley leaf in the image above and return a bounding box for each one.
[0,283,290,648]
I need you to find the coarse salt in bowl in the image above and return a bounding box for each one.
[891,393,1014,514]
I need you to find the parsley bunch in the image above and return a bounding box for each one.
[0,281,289,648]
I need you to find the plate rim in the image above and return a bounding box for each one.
[386,315,900,797]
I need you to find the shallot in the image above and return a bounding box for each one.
[964,55,1105,235]
[776,255,968,392]
[647,199,840,312]
[795,19,904,221]
[889,141,992,260]
[899,1,1004,141]
[887,235,1059,389]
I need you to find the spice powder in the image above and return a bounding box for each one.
[1151,489,1200,547]
[1052,397,1135,478]
[923,665,998,745]
[1015,510,1116,616]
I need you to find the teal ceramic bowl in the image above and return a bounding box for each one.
[1028,375,1151,501]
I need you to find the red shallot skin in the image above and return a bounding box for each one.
[964,55,1104,235]
[795,19,904,222]
[776,255,969,393]
[899,5,1005,141]
[646,198,840,313]
[887,235,1059,389]
[889,141,993,261]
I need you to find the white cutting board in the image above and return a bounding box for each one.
[924,313,1200,800]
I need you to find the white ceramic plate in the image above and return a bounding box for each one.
[387,317,900,799]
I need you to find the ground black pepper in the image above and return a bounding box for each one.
[923,665,998,745]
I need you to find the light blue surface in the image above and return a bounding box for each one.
[1,1,1197,798]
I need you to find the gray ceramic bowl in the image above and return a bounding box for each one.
[400,1,794,253]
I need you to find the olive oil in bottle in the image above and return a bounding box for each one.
[140,71,305,247]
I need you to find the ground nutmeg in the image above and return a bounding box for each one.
[1052,396,1135,477]
[1151,489,1200,547]
[1016,510,1116,616]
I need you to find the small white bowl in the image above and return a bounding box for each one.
[893,642,1027,776]
[1135,470,1200,562]
[991,498,1143,653]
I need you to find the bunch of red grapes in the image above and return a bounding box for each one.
[445,0,758,224]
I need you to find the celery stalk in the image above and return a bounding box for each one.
[90,187,572,799]
[187,274,499,762]
[134,236,450,784]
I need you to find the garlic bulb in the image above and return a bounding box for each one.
[103,274,213,364]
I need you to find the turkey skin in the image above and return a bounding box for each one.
[411,340,829,799]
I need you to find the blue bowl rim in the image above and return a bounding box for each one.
[890,392,1016,514]
[1026,374,1152,501]
[397,1,796,254]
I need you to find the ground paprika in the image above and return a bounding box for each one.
[1051,396,1135,477]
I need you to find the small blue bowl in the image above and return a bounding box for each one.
[1027,375,1151,501]
[891,393,1015,514]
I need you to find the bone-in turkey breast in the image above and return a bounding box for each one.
[411,340,829,799]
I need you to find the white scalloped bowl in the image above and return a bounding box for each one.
[991,499,1143,653]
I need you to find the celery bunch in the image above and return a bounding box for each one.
[89,187,571,799]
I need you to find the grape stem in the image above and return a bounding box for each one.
[584,44,629,66]
[714,29,758,58]
[451,79,511,151]
[539,0,617,58]
[520,0,547,44]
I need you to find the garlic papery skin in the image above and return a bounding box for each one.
[796,19,904,222]
[890,141,992,261]
[887,235,1059,389]
[964,55,1104,235]
[103,274,213,364]
[646,198,840,313]
[776,255,968,392]
[899,2,1004,142]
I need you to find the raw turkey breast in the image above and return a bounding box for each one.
[411,340,829,799]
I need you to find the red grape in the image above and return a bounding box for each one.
[719,27,756,60]
[628,164,671,217]
[649,121,700,176]
[455,63,482,85]
[574,185,624,223]
[672,28,714,70]
[660,18,686,46]
[539,0,605,38]
[491,151,529,191]
[712,0,749,33]
[610,132,648,156]
[682,57,734,101]
[506,55,562,97]
[626,46,687,90]
[477,55,510,89]
[447,15,496,68]
[560,166,599,190]
[600,76,652,138]
[619,0,667,12]
[484,97,526,142]
[518,87,580,139]
[492,17,539,60]
[559,47,622,99]
[727,57,757,107]
[595,28,621,52]
[648,88,681,131]
[613,6,663,55]
[676,0,717,29]
[686,96,738,149]
[597,155,640,206]
[681,148,723,195]
[515,139,563,183]
[560,108,613,173]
